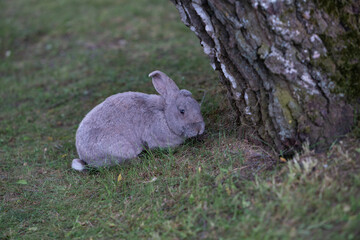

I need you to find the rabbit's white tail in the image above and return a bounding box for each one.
[72,159,86,171]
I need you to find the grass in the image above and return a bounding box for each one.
[1,0,360,239]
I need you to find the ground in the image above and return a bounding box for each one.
[1,0,359,239]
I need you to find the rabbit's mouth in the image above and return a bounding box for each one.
[183,122,205,138]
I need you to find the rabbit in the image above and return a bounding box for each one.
[71,70,205,171]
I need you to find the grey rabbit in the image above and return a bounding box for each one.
[72,70,205,171]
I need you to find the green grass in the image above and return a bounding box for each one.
[1,0,360,239]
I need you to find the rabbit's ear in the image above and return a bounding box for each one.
[149,70,179,98]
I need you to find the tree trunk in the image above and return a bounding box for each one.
[171,0,358,154]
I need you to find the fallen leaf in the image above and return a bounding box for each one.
[143,177,157,183]
[117,173,122,182]
[108,223,116,227]
[225,186,231,196]
[343,204,351,212]
[17,180,28,185]
[149,177,157,182]
[280,157,287,163]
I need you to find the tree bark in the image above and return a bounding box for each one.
[171,0,357,154]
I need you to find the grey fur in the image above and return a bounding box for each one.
[72,70,205,170]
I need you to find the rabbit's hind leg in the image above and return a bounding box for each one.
[106,141,143,164]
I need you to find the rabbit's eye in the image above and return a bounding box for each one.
[179,109,185,114]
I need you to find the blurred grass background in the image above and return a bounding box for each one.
[1,0,359,239]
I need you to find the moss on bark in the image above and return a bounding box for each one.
[315,0,360,99]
